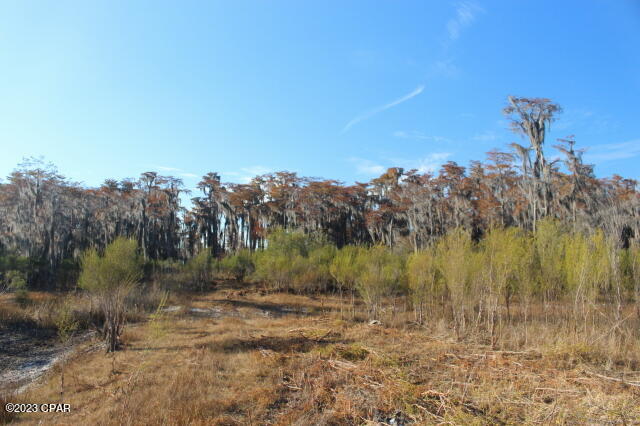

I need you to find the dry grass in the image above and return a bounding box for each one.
[4,285,640,425]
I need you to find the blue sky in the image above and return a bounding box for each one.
[1,0,639,193]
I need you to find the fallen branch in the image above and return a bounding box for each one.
[328,359,357,370]
[585,371,640,387]
[534,387,581,394]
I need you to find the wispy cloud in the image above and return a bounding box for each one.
[179,173,199,178]
[155,165,181,172]
[350,152,451,177]
[410,153,452,174]
[446,1,484,42]
[153,165,199,180]
[393,131,450,143]
[223,165,272,183]
[342,85,425,133]
[349,158,387,176]
[429,59,460,78]
[584,140,640,162]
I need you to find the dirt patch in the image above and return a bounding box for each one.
[0,326,95,395]
[164,302,312,319]
[208,299,313,318]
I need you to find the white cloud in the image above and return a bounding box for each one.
[224,165,272,183]
[446,1,484,42]
[413,153,452,173]
[350,152,452,177]
[584,140,640,162]
[152,165,198,179]
[179,173,199,179]
[241,165,272,176]
[155,165,181,172]
[349,158,386,176]
[342,85,425,133]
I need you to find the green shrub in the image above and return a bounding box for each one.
[291,245,336,293]
[354,246,405,319]
[330,245,362,297]
[185,249,212,291]
[266,228,322,257]
[406,247,441,324]
[534,218,568,301]
[217,249,255,281]
[6,270,29,308]
[252,249,295,291]
[478,227,532,342]
[435,228,474,334]
[252,229,335,293]
[563,229,613,327]
[0,254,31,278]
[79,237,142,352]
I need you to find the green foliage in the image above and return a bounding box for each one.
[406,247,441,322]
[292,245,337,292]
[79,238,143,294]
[534,219,567,299]
[266,228,326,257]
[6,270,29,307]
[436,229,473,301]
[330,245,363,294]
[354,245,405,318]
[252,249,293,291]
[564,230,611,305]
[479,227,532,305]
[6,269,27,290]
[477,227,533,341]
[185,249,212,291]
[1,254,31,300]
[78,237,142,352]
[217,249,255,281]
[0,254,31,279]
[252,229,336,293]
[435,228,474,332]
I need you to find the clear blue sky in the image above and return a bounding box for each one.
[1,1,639,193]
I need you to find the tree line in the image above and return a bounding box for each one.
[1,96,639,289]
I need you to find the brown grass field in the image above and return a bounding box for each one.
[2,282,640,425]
